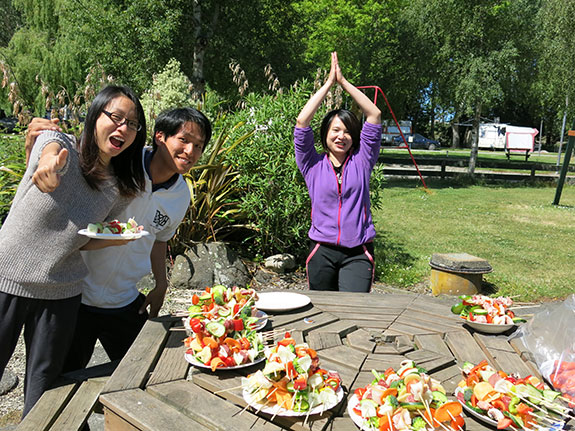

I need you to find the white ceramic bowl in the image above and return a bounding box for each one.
[464,320,515,334]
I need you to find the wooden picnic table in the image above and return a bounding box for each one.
[98,290,562,431]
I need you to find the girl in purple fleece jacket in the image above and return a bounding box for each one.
[294,52,382,292]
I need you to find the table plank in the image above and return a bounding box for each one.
[147,380,283,431]
[101,388,206,430]
[362,354,406,372]
[414,333,453,357]
[307,332,342,350]
[317,346,367,371]
[50,376,107,430]
[395,315,463,333]
[103,317,176,394]
[444,331,490,366]
[289,312,339,335]
[17,377,77,431]
[404,350,455,374]
[269,308,323,328]
[345,329,376,353]
[147,330,189,387]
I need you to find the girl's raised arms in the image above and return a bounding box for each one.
[295,52,381,127]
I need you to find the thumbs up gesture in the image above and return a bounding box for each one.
[32,142,69,193]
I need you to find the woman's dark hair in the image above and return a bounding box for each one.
[320,109,361,154]
[80,85,146,197]
[152,107,212,150]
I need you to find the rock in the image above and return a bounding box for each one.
[254,268,275,285]
[264,254,296,273]
[0,369,18,396]
[170,242,250,290]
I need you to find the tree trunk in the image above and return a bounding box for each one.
[468,103,481,175]
[190,1,219,101]
[451,112,460,149]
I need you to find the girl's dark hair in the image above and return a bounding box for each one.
[80,85,146,197]
[152,107,212,150]
[320,109,361,154]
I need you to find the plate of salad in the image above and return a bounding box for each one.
[183,285,265,371]
[455,360,567,430]
[184,285,263,330]
[348,361,465,431]
[451,294,525,334]
[185,351,265,371]
[242,332,343,416]
[78,218,148,240]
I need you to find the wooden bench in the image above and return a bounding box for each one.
[16,360,119,431]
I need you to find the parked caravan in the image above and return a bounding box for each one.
[383,120,412,144]
[477,123,538,159]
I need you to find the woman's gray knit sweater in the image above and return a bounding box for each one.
[0,131,122,300]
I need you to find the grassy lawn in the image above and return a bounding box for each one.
[372,179,575,302]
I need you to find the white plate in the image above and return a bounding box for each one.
[184,352,265,371]
[243,385,343,417]
[458,399,504,429]
[458,397,564,430]
[252,310,269,331]
[348,394,378,430]
[255,292,311,312]
[78,229,149,240]
[464,320,515,334]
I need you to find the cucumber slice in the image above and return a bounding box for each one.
[470,306,488,315]
[432,390,448,405]
[512,317,527,323]
[206,321,226,338]
[400,402,425,411]
[451,303,465,314]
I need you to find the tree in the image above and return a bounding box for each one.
[404,0,538,173]
[537,0,575,149]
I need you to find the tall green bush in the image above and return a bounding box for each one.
[220,84,316,259]
[0,133,25,224]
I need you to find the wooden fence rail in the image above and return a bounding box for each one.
[379,154,575,182]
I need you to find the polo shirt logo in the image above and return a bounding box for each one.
[153,210,170,227]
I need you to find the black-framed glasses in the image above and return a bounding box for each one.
[102,110,141,132]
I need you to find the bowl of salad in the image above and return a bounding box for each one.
[451,294,525,334]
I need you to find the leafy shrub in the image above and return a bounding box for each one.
[219,82,324,259]
[140,59,195,132]
[0,133,26,224]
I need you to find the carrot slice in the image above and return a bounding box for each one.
[382,387,398,398]
[210,357,225,371]
[202,336,218,349]
[434,402,463,423]
[224,337,241,352]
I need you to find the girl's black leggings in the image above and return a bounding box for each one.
[306,241,374,292]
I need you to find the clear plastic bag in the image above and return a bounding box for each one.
[511,294,575,403]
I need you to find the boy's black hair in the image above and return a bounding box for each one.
[152,107,212,150]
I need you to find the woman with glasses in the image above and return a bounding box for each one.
[295,52,382,292]
[0,85,146,416]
